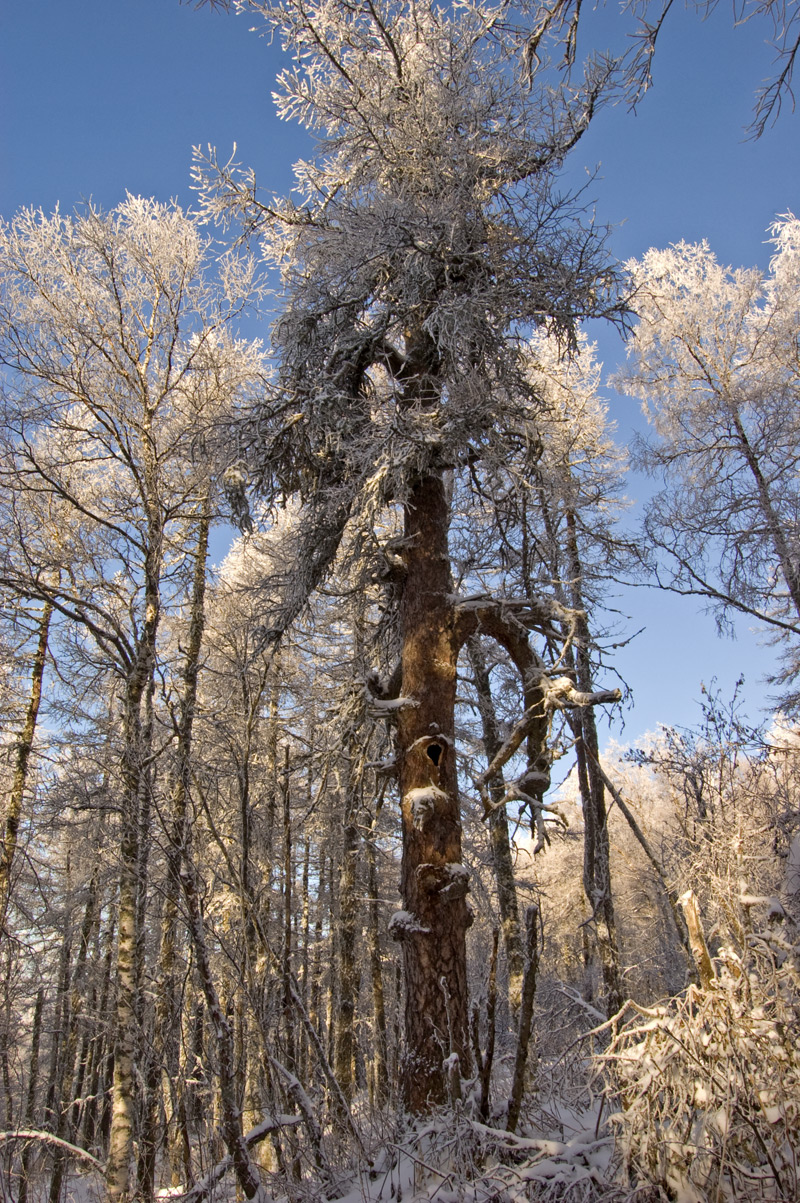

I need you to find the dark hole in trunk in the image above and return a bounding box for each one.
[426,742,442,767]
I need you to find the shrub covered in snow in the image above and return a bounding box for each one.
[598,935,800,1202]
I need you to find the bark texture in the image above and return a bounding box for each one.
[467,637,524,1013]
[0,601,52,940]
[396,471,472,1112]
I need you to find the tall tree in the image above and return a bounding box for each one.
[523,332,630,1014]
[617,216,800,703]
[196,0,624,1110]
[0,196,262,1200]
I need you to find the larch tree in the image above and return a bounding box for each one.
[195,0,625,1110]
[616,215,800,703]
[523,332,630,1014]
[0,196,263,1201]
[449,331,631,1016]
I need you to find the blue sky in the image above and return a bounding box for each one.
[1,0,798,739]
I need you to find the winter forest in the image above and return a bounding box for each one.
[0,1,798,1200]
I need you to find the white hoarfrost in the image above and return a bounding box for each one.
[366,695,419,713]
[405,786,448,827]
[388,910,430,939]
[616,215,800,690]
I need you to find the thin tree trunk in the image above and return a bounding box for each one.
[586,752,695,968]
[281,746,297,1076]
[44,868,73,1137]
[730,406,800,616]
[107,650,161,1198]
[107,406,165,1203]
[507,905,540,1134]
[366,825,388,1106]
[49,866,100,1203]
[334,771,359,1103]
[0,600,52,941]
[144,495,211,1201]
[473,928,499,1121]
[180,854,267,1200]
[43,872,74,1203]
[467,637,524,1014]
[81,910,115,1156]
[298,836,311,1083]
[564,511,623,1017]
[325,850,338,1071]
[310,847,325,1044]
[106,797,140,1202]
[18,986,43,1203]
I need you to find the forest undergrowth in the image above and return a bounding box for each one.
[15,898,799,1203]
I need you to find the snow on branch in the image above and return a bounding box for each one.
[388,909,431,939]
[166,1115,302,1203]
[475,678,620,801]
[0,1130,103,1170]
[540,676,621,711]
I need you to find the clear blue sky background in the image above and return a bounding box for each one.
[1,0,798,741]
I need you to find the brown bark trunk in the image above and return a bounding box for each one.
[395,470,471,1112]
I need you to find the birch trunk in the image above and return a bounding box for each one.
[0,600,52,940]
[107,428,164,1200]
[148,496,211,1195]
[18,985,43,1203]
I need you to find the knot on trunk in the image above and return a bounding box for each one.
[388,910,430,941]
[417,862,470,901]
[405,785,449,829]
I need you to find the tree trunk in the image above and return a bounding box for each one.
[467,637,524,1014]
[395,469,472,1111]
[107,584,162,1198]
[18,985,43,1203]
[366,824,388,1106]
[146,496,211,1198]
[281,746,297,1076]
[334,769,359,1104]
[564,511,623,1017]
[0,600,52,941]
[106,793,140,1202]
[180,854,267,1200]
[507,905,540,1134]
[81,910,115,1156]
